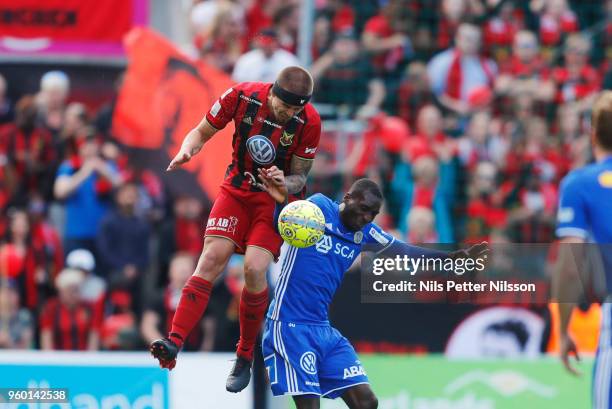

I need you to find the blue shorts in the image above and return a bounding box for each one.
[262,319,369,398]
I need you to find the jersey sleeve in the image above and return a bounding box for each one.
[294,112,321,160]
[307,192,329,206]
[205,86,240,130]
[56,162,74,178]
[556,172,589,239]
[364,223,396,247]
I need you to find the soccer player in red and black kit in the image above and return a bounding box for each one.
[150,66,321,393]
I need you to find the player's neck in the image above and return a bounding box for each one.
[594,145,612,162]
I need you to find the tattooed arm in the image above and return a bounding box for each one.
[285,155,313,194]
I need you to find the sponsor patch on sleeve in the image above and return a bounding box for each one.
[369,227,389,245]
[210,101,221,117]
[557,207,574,223]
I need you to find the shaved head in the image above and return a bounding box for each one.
[276,66,314,96]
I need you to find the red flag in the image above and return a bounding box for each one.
[112,27,234,199]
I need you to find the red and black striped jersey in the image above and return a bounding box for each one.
[39,298,102,350]
[205,82,321,195]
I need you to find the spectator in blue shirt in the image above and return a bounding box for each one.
[53,136,120,256]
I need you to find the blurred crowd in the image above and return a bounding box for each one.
[0,0,610,351]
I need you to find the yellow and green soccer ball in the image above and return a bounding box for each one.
[278,200,325,248]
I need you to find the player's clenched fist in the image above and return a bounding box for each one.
[166,149,192,171]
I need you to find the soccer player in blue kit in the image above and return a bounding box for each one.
[255,167,487,409]
[555,91,612,408]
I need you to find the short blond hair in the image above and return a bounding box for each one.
[592,91,612,151]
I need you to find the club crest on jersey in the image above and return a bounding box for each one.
[280,130,295,147]
[246,135,276,165]
[354,231,363,244]
[599,171,612,188]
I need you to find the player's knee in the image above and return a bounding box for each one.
[196,248,229,278]
[243,261,266,284]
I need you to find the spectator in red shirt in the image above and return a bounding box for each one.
[39,268,102,351]
[311,30,385,113]
[157,195,206,287]
[436,0,466,50]
[483,1,523,60]
[536,0,578,47]
[464,161,507,243]
[2,96,56,204]
[362,0,413,75]
[1,208,57,311]
[404,105,456,162]
[496,30,555,103]
[397,62,435,128]
[197,4,244,73]
[36,71,70,136]
[273,4,300,54]
[457,112,499,169]
[552,34,601,112]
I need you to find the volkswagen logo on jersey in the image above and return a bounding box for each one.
[246,135,276,165]
[300,351,317,375]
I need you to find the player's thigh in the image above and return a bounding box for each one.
[293,395,321,409]
[244,245,274,291]
[205,186,250,252]
[245,197,283,261]
[341,384,378,409]
[262,320,323,397]
[194,236,236,280]
[319,331,369,400]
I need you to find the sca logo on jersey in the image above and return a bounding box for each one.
[300,351,317,375]
[343,365,366,379]
[246,135,276,165]
[315,235,356,259]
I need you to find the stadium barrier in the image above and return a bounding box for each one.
[319,355,592,409]
[0,351,252,409]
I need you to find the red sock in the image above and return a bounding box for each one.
[236,287,269,361]
[169,276,212,348]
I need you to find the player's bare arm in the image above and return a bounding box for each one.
[166,117,218,171]
[285,155,313,194]
[553,236,586,376]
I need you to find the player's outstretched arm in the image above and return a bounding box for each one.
[553,236,586,376]
[167,118,218,171]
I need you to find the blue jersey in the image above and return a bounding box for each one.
[556,156,612,290]
[268,193,395,325]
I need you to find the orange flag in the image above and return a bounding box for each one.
[112,27,234,199]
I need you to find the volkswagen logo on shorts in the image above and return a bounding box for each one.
[300,351,317,375]
[246,135,276,165]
